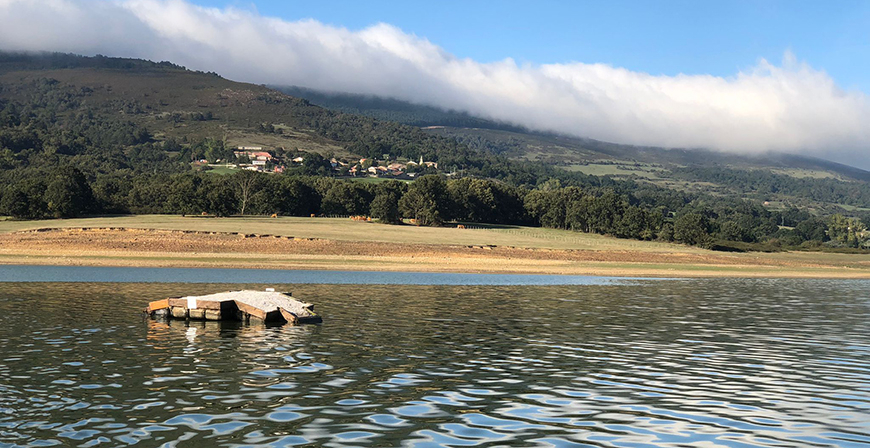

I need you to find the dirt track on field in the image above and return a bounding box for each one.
[0,227,867,278]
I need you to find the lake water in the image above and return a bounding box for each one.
[0,265,630,286]
[0,272,868,447]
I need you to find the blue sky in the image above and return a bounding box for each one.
[191,0,870,93]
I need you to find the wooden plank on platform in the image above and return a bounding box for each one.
[235,301,268,320]
[147,299,169,311]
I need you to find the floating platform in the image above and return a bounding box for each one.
[146,290,321,325]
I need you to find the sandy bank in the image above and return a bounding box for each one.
[1,227,869,278]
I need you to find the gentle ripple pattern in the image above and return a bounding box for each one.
[0,279,868,447]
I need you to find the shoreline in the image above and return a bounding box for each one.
[3,257,869,279]
[2,226,870,279]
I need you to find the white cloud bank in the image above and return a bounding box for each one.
[1,0,868,161]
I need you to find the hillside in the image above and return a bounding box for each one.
[275,85,531,133]
[0,52,576,185]
[0,54,333,154]
[277,83,870,178]
[278,84,870,213]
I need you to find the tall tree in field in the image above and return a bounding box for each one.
[166,174,205,215]
[232,170,261,215]
[399,175,450,226]
[566,195,595,232]
[44,166,93,218]
[205,176,237,217]
[673,213,713,248]
[273,177,320,216]
[370,181,406,224]
[588,190,626,235]
[321,182,372,216]
[0,186,31,218]
[369,192,400,223]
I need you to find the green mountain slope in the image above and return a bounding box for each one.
[0,52,595,185]
[274,85,530,133]
[278,84,870,212]
[276,84,870,178]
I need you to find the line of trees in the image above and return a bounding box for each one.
[2,168,867,249]
[2,52,870,251]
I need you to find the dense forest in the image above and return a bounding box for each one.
[1,52,869,251]
[670,166,870,207]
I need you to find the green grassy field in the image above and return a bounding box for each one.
[349,177,413,184]
[769,168,843,180]
[562,163,664,179]
[0,214,704,253]
[835,204,870,212]
[205,165,240,174]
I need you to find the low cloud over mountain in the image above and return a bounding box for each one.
[1,0,868,162]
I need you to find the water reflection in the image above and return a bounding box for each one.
[0,280,868,447]
[0,265,630,285]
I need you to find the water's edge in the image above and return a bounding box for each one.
[0,264,660,285]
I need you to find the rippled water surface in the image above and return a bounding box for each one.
[1,279,869,447]
[0,265,629,285]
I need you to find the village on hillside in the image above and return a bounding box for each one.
[199,146,438,179]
